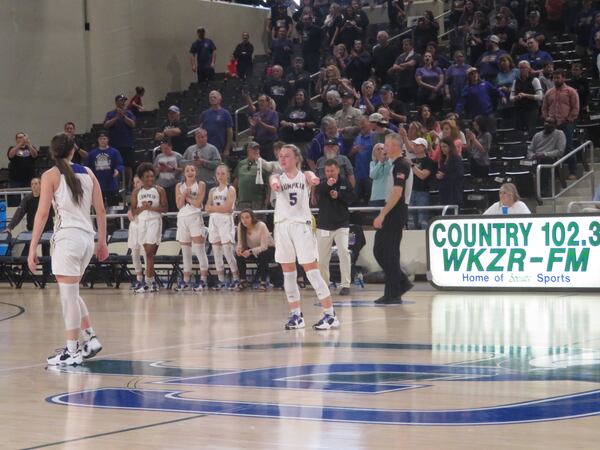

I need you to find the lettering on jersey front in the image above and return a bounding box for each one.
[281,182,306,192]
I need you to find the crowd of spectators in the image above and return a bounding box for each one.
[5,0,599,230]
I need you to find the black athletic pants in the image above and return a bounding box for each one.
[373,215,410,299]
[236,247,276,283]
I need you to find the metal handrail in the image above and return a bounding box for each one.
[96,204,459,229]
[536,140,595,213]
[566,201,600,213]
[234,100,258,146]
[0,189,32,205]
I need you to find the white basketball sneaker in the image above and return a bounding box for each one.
[47,346,83,366]
[313,313,340,330]
[82,336,103,360]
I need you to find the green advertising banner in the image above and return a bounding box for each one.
[427,214,600,290]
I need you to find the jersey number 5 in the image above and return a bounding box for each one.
[289,192,297,206]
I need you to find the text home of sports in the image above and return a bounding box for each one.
[427,215,600,289]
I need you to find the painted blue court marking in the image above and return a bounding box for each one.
[47,387,600,426]
[153,363,510,394]
[313,300,416,307]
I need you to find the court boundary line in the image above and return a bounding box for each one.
[0,301,25,322]
[19,414,206,450]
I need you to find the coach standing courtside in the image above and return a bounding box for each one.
[372,133,413,304]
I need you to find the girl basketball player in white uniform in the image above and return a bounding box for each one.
[27,133,108,365]
[130,163,168,293]
[205,164,240,290]
[270,144,339,330]
[127,175,145,289]
[175,164,209,291]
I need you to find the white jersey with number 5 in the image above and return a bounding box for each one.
[274,171,312,224]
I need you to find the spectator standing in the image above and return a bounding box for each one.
[357,80,382,115]
[103,93,136,190]
[236,209,278,291]
[86,131,124,207]
[127,86,145,117]
[407,137,435,230]
[233,32,254,79]
[387,0,406,34]
[389,38,420,103]
[63,122,88,164]
[308,116,346,170]
[510,60,544,137]
[464,116,491,179]
[246,94,280,161]
[476,35,507,82]
[455,68,504,132]
[518,37,553,76]
[541,69,580,180]
[286,57,312,93]
[269,3,294,39]
[280,89,319,151]
[351,115,375,202]
[538,62,555,93]
[379,84,409,125]
[372,31,398,86]
[155,105,188,155]
[575,0,597,57]
[413,12,439,54]
[322,90,343,117]
[181,128,222,189]
[436,138,464,208]
[369,143,393,206]
[568,63,590,116]
[200,90,234,157]
[233,142,269,210]
[492,13,517,53]
[316,159,355,296]
[518,11,547,52]
[315,139,355,186]
[483,183,531,215]
[334,91,362,145]
[416,51,445,113]
[345,40,372,91]
[445,50,471,109]
[527,118,566,195]
[338,6,364,52]
[297,14,324,73]
[154,139,183,212]
[372,133,413,304]
[495,55,519,97]
[7,131,38,188]
[270,28,294,70]
[262,65,292,114]
[322,3,344,48]
[189,27,216,83]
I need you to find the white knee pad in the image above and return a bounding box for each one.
[305,269,331,300]
[283,270,300,303]
[181,245,192,273]
[192,242,209,271]
[212,244,224,272]
[131,247,143,273]
[222,243,238,274]
[77,296,89,318]
[58,283,81,331]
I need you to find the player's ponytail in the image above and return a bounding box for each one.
[50,133,83,205]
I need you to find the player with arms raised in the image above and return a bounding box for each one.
[270,144,339,330]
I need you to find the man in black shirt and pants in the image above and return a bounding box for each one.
[373,133,413,304]
[316,159,356,296]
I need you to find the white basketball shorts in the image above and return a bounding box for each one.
[274,221,318,265]
[51,228,95,277]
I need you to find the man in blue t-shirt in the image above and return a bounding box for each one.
[518,37,553,76]
[86,131,124,206]
[189,27,216,83]
[103,93,136,191]
[199,90,233,157]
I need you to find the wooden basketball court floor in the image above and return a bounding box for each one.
[1,284,600,449]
